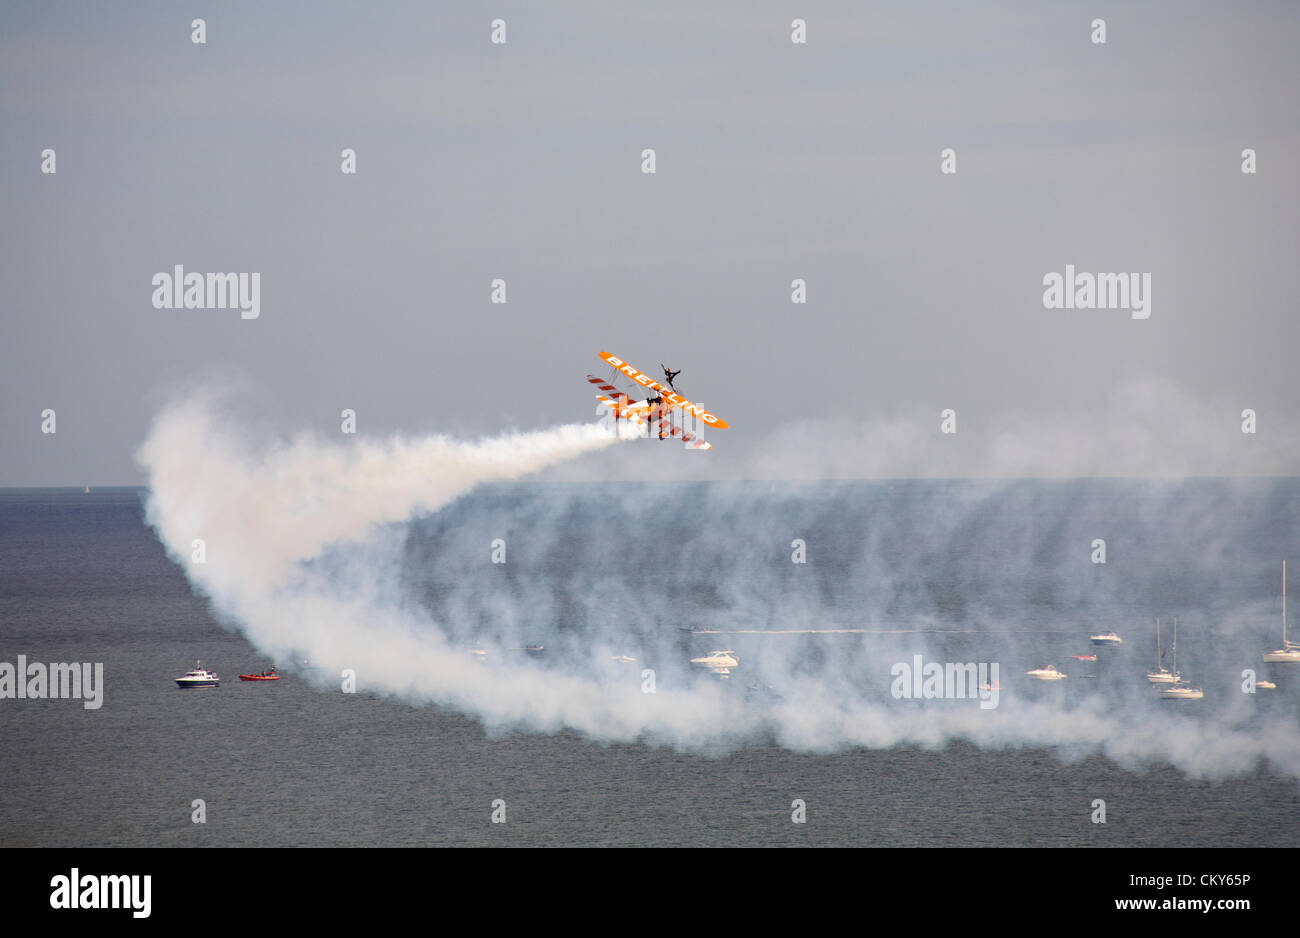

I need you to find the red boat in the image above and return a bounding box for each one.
[239,668,280,681]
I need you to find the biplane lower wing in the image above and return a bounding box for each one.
[588,375,712,450]
[657,408,712,450]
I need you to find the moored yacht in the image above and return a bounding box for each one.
[1089,630,1122,646]
[1025,664,1066,680]
[690,649,739,677]
[1261,647,1299,663]
[1158,682,1203,700]
[1153,618,1199,698]
[1147,617,1178,684]
[175,661,219,688]
[1263,561,1300,663]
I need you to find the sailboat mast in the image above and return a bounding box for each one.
[1155,616,1161,669]
[1284,560,1287,645]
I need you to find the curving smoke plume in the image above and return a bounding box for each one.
[137,383,1300,780]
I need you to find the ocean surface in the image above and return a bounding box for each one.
[2,481,1299,847]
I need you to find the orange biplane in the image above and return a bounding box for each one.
[586,351,729,450]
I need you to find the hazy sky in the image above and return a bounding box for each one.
[2,1,1298,483]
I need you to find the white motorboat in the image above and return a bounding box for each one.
[1146,617,1179,684]
[1025,665,1067,680]
[175,661,219,688]
[1263,561,1300,663]
[1089,630,1122,646]
[690,649,738,677]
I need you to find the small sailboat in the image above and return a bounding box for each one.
[1156,619,1202,699]
[1262,561,1300,663]
[1147,617,1178,684]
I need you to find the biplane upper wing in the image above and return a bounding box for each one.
[596,351,729,430]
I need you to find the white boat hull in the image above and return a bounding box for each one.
[1025,667,1066,680]
[1158,686,1203,699]
[1262,649,1300,663]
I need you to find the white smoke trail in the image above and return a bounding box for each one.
[136,385,1300,780]
[136,386,751,745]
